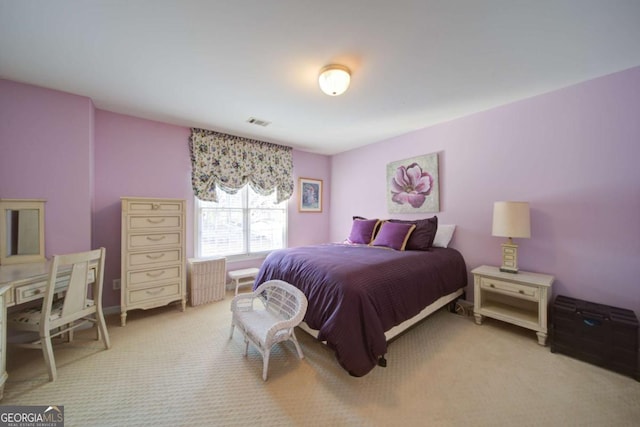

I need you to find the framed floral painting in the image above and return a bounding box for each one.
[387,153,440,213]
[299,177,323,212]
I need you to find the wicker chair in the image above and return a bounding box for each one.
[230,279,308,381]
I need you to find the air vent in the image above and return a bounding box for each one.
[246,117,271,127]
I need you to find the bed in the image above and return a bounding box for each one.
[253,242,467,376]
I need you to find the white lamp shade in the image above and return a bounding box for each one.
[492,201,531,238]
[318,65,351,96]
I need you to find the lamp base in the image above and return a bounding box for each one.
[500,241,519,274]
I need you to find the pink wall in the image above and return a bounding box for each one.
[93,111,331,307]
[0,79,93,255]
[6,66,638,317]
[330,66,640,316]
[93,111,193,307]
[289,150,331,247]
[1,80,331,309]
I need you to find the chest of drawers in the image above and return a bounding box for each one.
[121,197,186,326]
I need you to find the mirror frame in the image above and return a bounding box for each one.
[0,199,46,265]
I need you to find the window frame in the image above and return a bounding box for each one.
[194,188,288,261]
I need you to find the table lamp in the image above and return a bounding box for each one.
[492,201,530,273]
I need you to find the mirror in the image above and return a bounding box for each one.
[0,199,46,265]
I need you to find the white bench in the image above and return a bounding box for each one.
[228,268,260,296]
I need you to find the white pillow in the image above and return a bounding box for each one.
[433,224,456,248]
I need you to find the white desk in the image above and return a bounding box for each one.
[0,261,95,307]
[0,261,96,399]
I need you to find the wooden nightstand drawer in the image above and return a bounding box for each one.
[480,277,538,301]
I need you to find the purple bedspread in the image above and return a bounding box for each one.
[254,243,467,376]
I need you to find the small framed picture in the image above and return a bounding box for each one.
[298,178,323,212]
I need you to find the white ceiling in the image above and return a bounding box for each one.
[1,1,639,155]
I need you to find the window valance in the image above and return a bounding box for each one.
[189,128,294,203]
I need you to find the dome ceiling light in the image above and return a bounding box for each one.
[318,64,351,96]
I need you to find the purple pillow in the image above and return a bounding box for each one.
[389,216,438,250]
[371,221,416,251]
[347,219,380,244]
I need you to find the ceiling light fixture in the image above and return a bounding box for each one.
[318,64,351,96]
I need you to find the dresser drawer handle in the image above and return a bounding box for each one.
[146,218,166,224]
[489,284,495,288]
[146,287,165,295]
[152,203,160,210]
[518,290,525,294]
[146,270,166,278]
[146,253,165,260]
[146,235,166,241]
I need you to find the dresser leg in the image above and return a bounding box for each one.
[181,299,186,312]
[536,331,547,346]
[120,311,127,327]
[474,313,483,325]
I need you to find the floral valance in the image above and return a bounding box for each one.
[189,128,294,203]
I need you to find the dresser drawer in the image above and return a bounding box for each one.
[128,249,182,268]
[128,266,182,288]
[128,232,182,250]
[480,277,538,300]
[128,283,181,304]
[125,199,184,213]
[128,215,182,230]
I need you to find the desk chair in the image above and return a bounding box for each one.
[8,248,111,381]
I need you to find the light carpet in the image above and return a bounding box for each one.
[3,292,639,426]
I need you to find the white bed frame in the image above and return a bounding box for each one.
[297,287,465,342]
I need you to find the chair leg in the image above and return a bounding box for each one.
[40,331,57,382]
[291,330,304,359]
[263,348,270,381]
[230,323,235,339]
[96,309,111,349]
[244,336,249,356]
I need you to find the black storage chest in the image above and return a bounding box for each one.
[550,295,639,380]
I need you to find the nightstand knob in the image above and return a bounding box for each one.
[490,284,495,288]
[519,290,524,294]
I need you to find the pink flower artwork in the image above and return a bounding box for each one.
[387,153,439,213]
[390,163,433,208]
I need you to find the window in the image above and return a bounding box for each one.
[195,186,287,258]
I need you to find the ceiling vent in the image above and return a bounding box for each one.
[246,117,271,127]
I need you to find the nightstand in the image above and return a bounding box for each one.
[472,265,554,345]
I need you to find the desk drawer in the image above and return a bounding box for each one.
[128,249,182,268]
[128,283,181,304]
[128,266,181,288]
[15,276,69,305]
[128,215,182,230]
[480,277,538,300]
[128,232,182,250]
